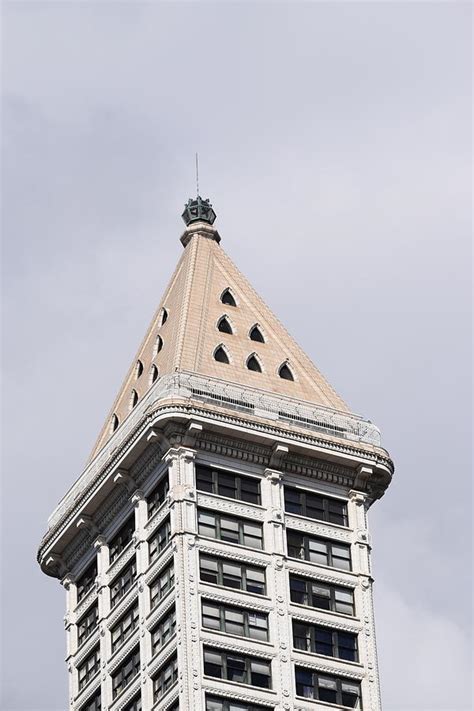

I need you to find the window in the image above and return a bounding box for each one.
[151,606,176,654]
[147,475,169,518]
[153,654,178,702]
[123,695,142,711]
[155,335,163,354]
[199,555,266,595]
[109,516,135,563]
[287,531,351,571]
[78,603,99,646]
[78,647,100,690]
[131,389,139,408]
[79,691,101,711]
[112,647,140,698]
[150,364,159,385]
[289,575,355,615]
[111,413,120,432]
[203,648,271,689]
[202,601,268,641]
[278,363,294,381]
[110,558,137,608]
[149,518,171,562]
[249,325,265,343]
[160,308,168,326]
[196,465,260,504]
[246,355,262,372]
[293,620,358,661]
[284,487,348,526]
[198,510,263,549]
[221,289,236,307]
[217,316,233,334]
[214,346,230,364]
[206,697,270,711]
[111,604,139,653]
[150,564,175,609]
[136,360,143,378]
[77,560,97,602]
[295,667,362,708]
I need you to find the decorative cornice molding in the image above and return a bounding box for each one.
[197,494,265,521]
[196,542,270,567]
[284,515,352,542]
[291,654,365,680]
[285,565,357,588]
[290,610,361,633]
[201,683,276,706]
[200,590,273,613]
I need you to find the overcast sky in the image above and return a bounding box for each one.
[1,2,472,710]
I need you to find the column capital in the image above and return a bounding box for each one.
[113,469,135,493]
[131,489,146,505]
[183,421,203,448]
[349,489,368,505]
[269,443,289,469]
[61,573,76,590]
[264,468,283,482]
[93,534,108,550]
[354,464,374,490]
[75,515,99,536]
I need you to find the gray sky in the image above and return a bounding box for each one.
[1,2,472,710]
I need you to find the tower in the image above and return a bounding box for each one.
[38,197,393,711]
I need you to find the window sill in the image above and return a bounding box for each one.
[199,579,271,604]
[290,600,360,624]
[295,693,362,710]
[201,626,274,650]
[197,489,264,511]
[202,675,277,695]
[292,646,364,669]
[197,534,268,556]
[286,555,357,578]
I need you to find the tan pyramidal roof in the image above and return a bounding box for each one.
[88,218,350,461]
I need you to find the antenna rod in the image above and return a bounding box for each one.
[195,152,200,196]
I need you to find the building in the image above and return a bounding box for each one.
[38,196,394,711]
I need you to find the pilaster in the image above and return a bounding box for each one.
[94,535,111,708]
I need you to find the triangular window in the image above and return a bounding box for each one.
[214,346,230,364]
[111,414,119,432]
[150,364,159,384]
[247,355,262,372]
[279,363,294,381]
[250,325,265,343]
[221,289,237,307]
[218,316,233,334]
[160,308,168,326]
[131,390,139,408]
[136,360,144,378]
[155,335,163,355]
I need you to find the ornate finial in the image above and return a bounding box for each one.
[181,196,217,226]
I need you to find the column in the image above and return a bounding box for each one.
[94,535,111,707]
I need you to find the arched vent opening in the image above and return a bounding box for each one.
[214,346,230,364]
[160,308,168,326]
[150,364,159,385]
[155,335,163,355]
[217,316,233,334]
[247,355,262,372]
[111,414,119,432]
[136,360,144,378]
[131,389,139,408]
[279,363,294,381]
[250,325,265,343]
[221,289,237,307]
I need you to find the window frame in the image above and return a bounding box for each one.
[79,690,101,711]
[196,465,261,505]
[203,647,272,689]
[147,475,169,518]
[199,554,266,595]
[292,619,359,662]
[152,654,178,702]
[289,574,355,616]
[111,603,139,653]
[295,666,362,708]
[148,518,171,563]
[77,602,99,646]
[201,600,269,641]
[205,696,271,711]
[109,516,135,563]
[110,558,137,608]
[286,530,352,571]
[78,646,100,690]
[111,646,140,699]
[284,486,348,527]
[197,509,263,550]
[77,560,97,602]
[150,563,175,609]
[151,606,177,655]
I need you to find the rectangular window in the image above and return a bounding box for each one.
[151,606,176,654]
[150,564,175,609]
[77,560,97,602]
[205,697,270,711]
[79,691,101,711]
[287,530,351,571]
[196,465,261,505]
[295,667,362,708]
[152,654,178,702]
[292,620,358,662]
[111,604,139,653]
[78,647,100,690]
[198,510,263,549]
[110,558,137,608]
[284,487,348,527]
[123,695,142,711]
[112,647,140,699]
[148,518,171,563]
[147,474,169,518]
[203,648,271,689]
[202,600,269,641]
[199,555,266,595]
[109,516,135,563]
[77,603,99,646]
[289,575,355,616]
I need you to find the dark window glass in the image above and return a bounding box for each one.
[214,347,230,364]
[201,600,269,641]
[203,648,271,689]
[196,466,260,505]
[205,696,270,711]
[249,325,265,343]
[152,655,178,702]
[295,667,362,708]
[198,510,263,549]
[199,555,266,595]
[78,647,100,690]
[292,621,358,662]
[246,355,262,372]
[287,530,352,571]
[110,558,137,608]
[279,363,294,381]
[78,603,99,646]
[112,647,140,699]
[289,574,355,616]
[123,694,142,711]
[284,487,348,527]
[109,517,135,563]
[149,518,171,563]
[218,316,233,334]
[150,564,174,609]
[221,289,236,306]
[151,607,176,655]
[77,560,97,602]
[79,691,101,711]
[147,475,169,518]
[111,604,139,653]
